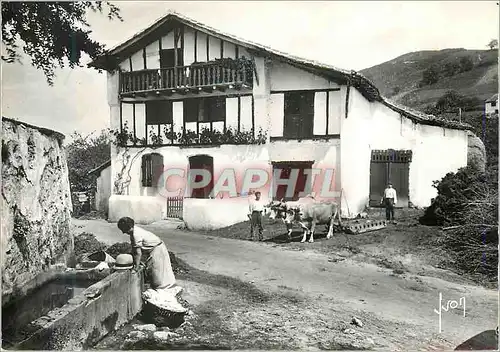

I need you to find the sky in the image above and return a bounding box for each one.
[2,1,499,139]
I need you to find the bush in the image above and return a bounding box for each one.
[74,232,108,260]
[420,65,440,86]
[419,167,498,282]
[67,130,111,193]
[459,56,474,72]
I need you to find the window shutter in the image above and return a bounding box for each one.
[183,99,201,123]
[146,100,173,125]
[141,155,149,187]
[150,153,164,188]
[208,97,226,122]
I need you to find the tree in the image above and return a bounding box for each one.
[66,129,112,193]
[434,90,464,112]
[459,56,474,72]
[442,61,461,77]
[487,39,498,50]
[1,2,122,85]
[420,65,440,86]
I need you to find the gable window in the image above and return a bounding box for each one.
[283,91,314,139]
[183,97,226,123]
[160,49,184,68]
[141,153,164,188]
[146,100,173,125]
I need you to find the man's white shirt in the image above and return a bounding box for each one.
[383,188,397,204]
[249,200,264,213]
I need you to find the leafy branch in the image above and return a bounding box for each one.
[1,2,123,85]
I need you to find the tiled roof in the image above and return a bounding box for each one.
[486,93,498,103]
[88,159,111,176]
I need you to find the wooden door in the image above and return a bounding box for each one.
[369,162,388,207]
[389,162,410,208]
[369,150,412,208]
[189,155,214,198]
[273,162,312,201]
[275,165,290,201]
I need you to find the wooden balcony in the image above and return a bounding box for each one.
[119,60,253,97]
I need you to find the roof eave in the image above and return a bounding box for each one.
[88,160,111,176]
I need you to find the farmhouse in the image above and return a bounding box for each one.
[485,93,498,116]
[90,11,471,230]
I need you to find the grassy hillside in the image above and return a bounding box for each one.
[361,48,498,111]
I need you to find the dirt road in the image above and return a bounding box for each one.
[73,219,498,350]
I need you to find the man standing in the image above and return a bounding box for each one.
[248,191,264,241]
[381,182,397,223]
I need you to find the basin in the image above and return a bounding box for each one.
[2,277,97,348]
[1,267,144,350]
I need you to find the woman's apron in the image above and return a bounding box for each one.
[144,242,176,290]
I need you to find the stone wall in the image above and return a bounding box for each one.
[1,117,73,300]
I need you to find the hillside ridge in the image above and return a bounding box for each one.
[360,48,498,111]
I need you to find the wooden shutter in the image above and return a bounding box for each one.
[299,92,314,138]
[160,49,183,68]
[146,100,173,125]
[141,154,152,187]
[151,153,164,188]
[284,91,314,138]
[207,97,226,122]
[184,99,201,123]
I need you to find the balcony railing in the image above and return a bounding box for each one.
[120,60,253,95]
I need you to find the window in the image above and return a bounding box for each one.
[160,49,183,68]
[145,100,173,125]
[491,101,497,107]
[183,97,226,123]
[283,91,314,138]
[141,153,164,188]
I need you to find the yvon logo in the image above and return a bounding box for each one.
[434,292,466,333]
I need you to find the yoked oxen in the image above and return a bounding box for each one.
[266,197,342,243]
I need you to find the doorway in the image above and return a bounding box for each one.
[188,155,214,199]
[272,161,314,201]
[369,149,412,207]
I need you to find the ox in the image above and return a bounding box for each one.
[267,198,341,243]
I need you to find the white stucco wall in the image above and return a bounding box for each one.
[95,166,112,214]
[269,62,340,91]
[110,139,340,226]
[183,198,250,230]
[485,99,499,115]
[340,88,468,217]
[108,195,165,224]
